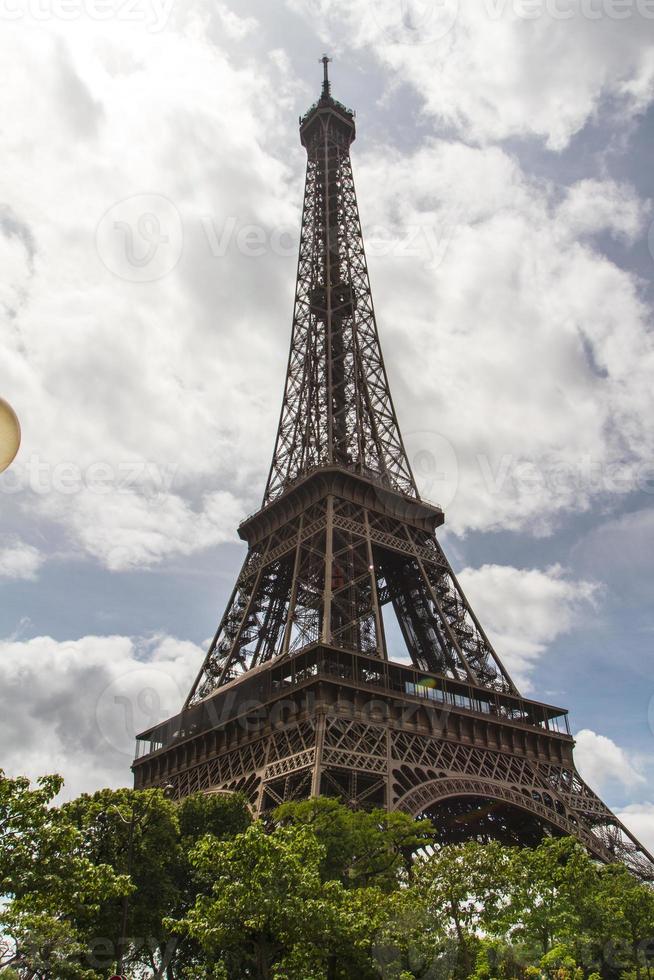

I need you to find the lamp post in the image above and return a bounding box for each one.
[103,784,175,977]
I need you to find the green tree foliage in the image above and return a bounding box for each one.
[170,821,389,978]
[595,864,654,979]
[273,797,434,889]
[2,772,654,980]
[62,786,181,976]
[0,771,127,979]
[62,785,252,977]
[411,840,512,978]
[501,837,602,958]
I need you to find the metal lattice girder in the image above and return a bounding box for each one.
[264,93,416,504]
[185,488,517,705]
[184,79,518,705]
[390,730,653,878]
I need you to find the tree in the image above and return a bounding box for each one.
[170,820,390,979]
[62,786,181,977]
[411,840,511,979]
[502,836,602,967]
[273,797,434,889]
[371,886,453,980]
[595,863,654,979]
[5,773,654,980]
[470,938,528,980]
[0,771,126,979]
[62,786,252,978]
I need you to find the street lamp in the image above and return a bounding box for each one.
[102,784,175,977]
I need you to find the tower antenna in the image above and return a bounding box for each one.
[320,53,332,98]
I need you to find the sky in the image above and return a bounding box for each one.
[1,0,654,849]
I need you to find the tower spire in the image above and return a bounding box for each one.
[320,53,332,99]
[265,63,417,504]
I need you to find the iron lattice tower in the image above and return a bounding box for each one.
[134,61,653,877]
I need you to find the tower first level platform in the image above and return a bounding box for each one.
[134,642,649,875]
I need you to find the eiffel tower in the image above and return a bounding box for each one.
[133,59,653,877]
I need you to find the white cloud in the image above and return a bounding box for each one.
[0,633,200,799]
[457,563,598,689]
[574,728,646,793]
[213,1,258,38]
[0,539,45,580]
[1,6,653,575]
[295,0,654,148]
[555,179,648,243]
[39,487,245,570]
[355,141,654,534]
[1,14,300,570]
[615,802,654,856]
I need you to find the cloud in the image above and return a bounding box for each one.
[38,487,245,570]
[615,802,654,856]
[457,563,598,689]
[54,37,104,137]
[0,539,45,580]
[213,1,258,38]
[354,141,654,534]
[2,5,653,576]
[1,15,299,570]
[0,204,36,317]
[0,633,200,799]
[574,728,646,793]
[556,179,648,242]
[293,0,654,148]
